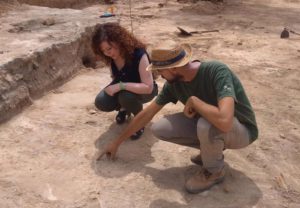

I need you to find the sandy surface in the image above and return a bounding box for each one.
[0,0,300,207]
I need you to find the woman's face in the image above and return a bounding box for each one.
[100,41,121,60]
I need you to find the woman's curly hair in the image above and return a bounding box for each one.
[92,23,146,65]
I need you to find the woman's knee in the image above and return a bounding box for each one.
[94,91,116,112]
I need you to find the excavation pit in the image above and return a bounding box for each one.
[0,3,115,122]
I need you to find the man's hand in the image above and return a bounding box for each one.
[97,141,120,161]
[96,101,164,162]
[184,96,197,118]
[104,84,119,96]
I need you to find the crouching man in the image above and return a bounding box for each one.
[98,42,258,193]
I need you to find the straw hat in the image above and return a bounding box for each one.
[146,43,192,71]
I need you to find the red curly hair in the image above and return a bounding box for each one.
[92,23,146,65]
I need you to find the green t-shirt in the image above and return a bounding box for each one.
[155,61,258,141]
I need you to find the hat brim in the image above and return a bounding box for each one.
[146,44,192,71]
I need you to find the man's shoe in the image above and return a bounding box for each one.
[185,167,225,194]
[190,154,203,166]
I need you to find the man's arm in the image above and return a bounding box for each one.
[98,101,164,160]
[184,96,234,132]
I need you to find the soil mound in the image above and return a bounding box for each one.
[0,1,20,17]
[17,0,100,9]
[180,0,225,15]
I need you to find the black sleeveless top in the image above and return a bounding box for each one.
[110,48,149,84]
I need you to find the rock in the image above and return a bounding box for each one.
[158,3,165,8]
[42,18,55,26]
[88,109,97,114]
[274,173,288,190]
[280,28,289,39]
[279,133,286,139]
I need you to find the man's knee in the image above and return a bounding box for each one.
[151,122,165,140]
[197,118,224,143]
[197,118,212,142]
[151,120,172,141]
[197,118,210,135]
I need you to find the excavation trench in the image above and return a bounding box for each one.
[0,4,114,123]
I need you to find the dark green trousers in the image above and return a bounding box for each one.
[95,83,158,115]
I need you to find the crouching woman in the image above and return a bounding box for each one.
[92,23,158,140]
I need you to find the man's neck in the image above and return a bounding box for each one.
[181,61,201,82]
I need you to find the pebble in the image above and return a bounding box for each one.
[279,133,286,139]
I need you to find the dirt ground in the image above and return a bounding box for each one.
[0,0,300,207]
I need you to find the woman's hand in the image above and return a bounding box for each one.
[104,84,120,96]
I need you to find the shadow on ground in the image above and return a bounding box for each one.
[91,121,158,177]
[91,121,262,207]
[148,165,262,208]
